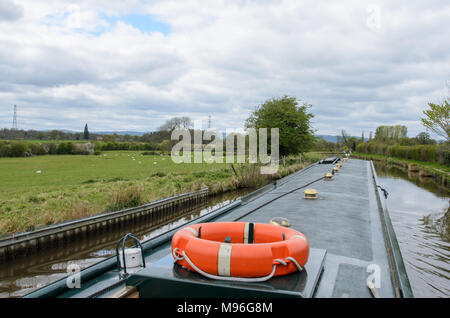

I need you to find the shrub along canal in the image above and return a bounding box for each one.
[374,162,449,298]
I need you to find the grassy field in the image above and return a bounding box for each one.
[0,151,324,235]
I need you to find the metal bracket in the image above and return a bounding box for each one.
[376,185,389,199]
[116,233,146,277]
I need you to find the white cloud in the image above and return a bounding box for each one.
[0,0,449,138]
[0,0,24,22]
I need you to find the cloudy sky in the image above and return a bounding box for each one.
[0,0,449,137]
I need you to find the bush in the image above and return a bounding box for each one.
[0,142,11,157]
[0,141,31,157]
[8,142,29,157]
[29,143,47,156]
[108,185,143,211]
[47,143,58,154]
[423,145,436,162]
[436,144,450,166]
[94,141,160,151]
[357,141,449,166]
[0,140,95,157]
[57,142,75,154]
[356,142,369,154]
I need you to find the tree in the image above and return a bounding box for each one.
[102,134,117,142]
[49,130,60,140]
[180,116,192,129]
[159,116,192,132]
[314,137,337,152]
[414,132,435,145]
[83,124,90,140]
[140,131,170,144]
[123,134,133,142]
[341,130,351,150]
[245,96,315,157]
[158,116,193,153]
[421,100,449,142]
[374,125,408,143]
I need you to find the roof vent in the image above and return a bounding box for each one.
[304,188,318,199]
[269,217,291,227]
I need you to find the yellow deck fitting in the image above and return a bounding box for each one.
[304,188,318,199]
[333,166,339,172]
[324,172,333,180]
[336,163,342,168]
[269,217,291,227]
[343,158,348,163]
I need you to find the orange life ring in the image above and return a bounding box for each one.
[171,222,309,280]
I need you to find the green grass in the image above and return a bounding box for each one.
[0,151,325,235]
[0,151,226,195]
[0,151,229,235]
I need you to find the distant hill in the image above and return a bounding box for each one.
[56,129,148,136]
[23,130,356,141]
[93,131,147,136]
[316,135,339,143]
[316,135,361,143]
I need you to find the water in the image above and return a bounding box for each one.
[0,189,253,298]
[374,163,449,298]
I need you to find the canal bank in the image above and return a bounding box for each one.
[0,189,209,263]
[351,153,450,190]
[373,162,449,297]
[0,189,254,297]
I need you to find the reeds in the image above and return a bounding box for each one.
[108,184,144,211]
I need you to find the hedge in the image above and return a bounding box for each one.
[93,141,162,151]
[0,140,164,157]
[356,142,449,166]
[0,141,91,157]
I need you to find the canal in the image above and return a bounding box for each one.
[374,162,449,298]
[0,189,253,298]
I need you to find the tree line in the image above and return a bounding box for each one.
[0,140,94,157]
[0,96,317,159]
[354,90,449,165]
[2,91,446,161]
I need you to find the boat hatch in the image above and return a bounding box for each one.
[319,157,340,164]
[125,248,327,298]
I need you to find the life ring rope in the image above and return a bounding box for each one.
[172,248,303,283]
[274,257,304,272]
